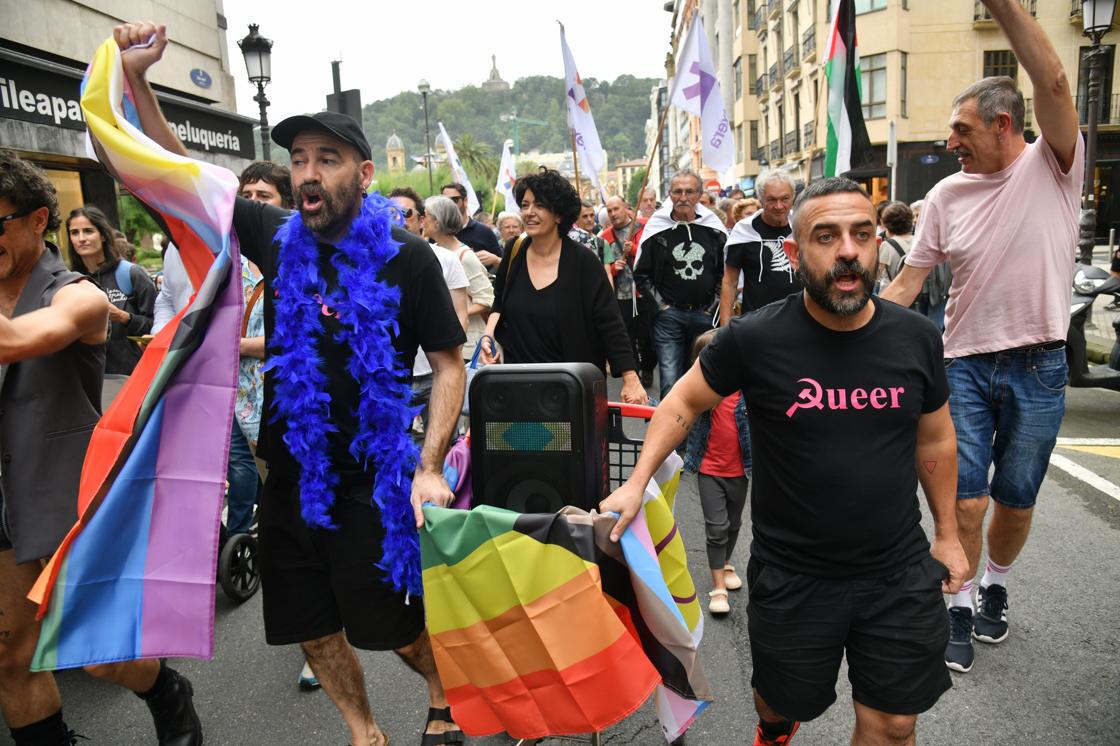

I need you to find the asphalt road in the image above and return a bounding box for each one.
[7,383,1120,745]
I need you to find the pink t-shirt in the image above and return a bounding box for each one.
[905,134,1084,357]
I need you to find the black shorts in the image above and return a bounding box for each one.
[258,476,424,651]
[746,554,951,722]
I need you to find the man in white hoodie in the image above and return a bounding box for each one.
[634,169,727,399]
[719,170,799,326]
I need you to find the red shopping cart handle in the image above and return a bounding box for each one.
[608,401,656,420]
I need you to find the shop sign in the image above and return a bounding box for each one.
[1,57,253,159]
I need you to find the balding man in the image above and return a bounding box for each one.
[601,196,655,388]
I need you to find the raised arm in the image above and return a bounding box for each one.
[982,0,1079,170]
[0,281,108,364]
[112,22,188,157]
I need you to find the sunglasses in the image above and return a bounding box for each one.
[0,207,35,237]
[399,207,416,218]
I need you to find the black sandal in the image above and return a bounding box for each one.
[421,706,464,745]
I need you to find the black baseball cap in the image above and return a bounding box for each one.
[271,111,372,162]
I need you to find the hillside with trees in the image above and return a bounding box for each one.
[362,74,657,172]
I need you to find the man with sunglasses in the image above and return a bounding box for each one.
[0,150,204,745]
[634,169,727,399]
[441,183,501,268]
[388,187,424,236]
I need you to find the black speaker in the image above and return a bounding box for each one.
[469,363,607,514]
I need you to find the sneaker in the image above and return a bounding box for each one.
[753,720,800,745]
[298,661,321,691]
[973,584,1009,644]
[945,606,975,673]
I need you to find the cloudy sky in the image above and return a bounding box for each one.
[221,0,674,120]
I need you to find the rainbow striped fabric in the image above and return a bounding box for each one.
[420,453,711,742]
[28,36,241,670]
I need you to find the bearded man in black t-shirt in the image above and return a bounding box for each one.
[115,22,466,746]
[603,177,968,746]
[719,170,800,325]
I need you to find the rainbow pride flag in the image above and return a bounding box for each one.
[28,36,241,670]
[420,453,711,742]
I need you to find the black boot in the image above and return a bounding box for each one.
[9,709,86,746]
[137,662,203,745]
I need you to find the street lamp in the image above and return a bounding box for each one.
[418,79,434,194]
[238,24,273,161]
[1078,0,1116,265]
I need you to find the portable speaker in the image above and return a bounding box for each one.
[469,363,608,514]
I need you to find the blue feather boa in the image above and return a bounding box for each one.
[266,194,422,595]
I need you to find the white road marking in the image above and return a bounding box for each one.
[1056,437,1120,446]
[1049,453,1120,503]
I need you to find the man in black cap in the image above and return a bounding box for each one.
[113,22,466,746]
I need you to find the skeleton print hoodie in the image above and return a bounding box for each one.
[633,202,727,311]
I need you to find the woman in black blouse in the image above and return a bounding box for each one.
[481,169,647,405]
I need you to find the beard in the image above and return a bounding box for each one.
[799,253,875,317]
[297,176,363,236]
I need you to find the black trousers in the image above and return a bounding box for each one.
[618,298,657,374]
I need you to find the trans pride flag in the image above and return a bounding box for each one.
[420,452,711,742]
[28,37,241,670]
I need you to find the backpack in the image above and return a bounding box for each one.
[114,260,134,296]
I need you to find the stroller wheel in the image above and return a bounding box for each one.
[218,532,260,603]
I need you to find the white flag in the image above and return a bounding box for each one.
[560,25,606,193]
[495,139,517,211]
[669,15,734,174]
[437,122,480,215]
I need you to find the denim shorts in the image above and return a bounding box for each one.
[945,346,1067,508]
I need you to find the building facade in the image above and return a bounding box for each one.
[657,0,1118,236]
[2,0,255,242]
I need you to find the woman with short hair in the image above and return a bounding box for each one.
[424,196,495,360]
[481,169,647,405]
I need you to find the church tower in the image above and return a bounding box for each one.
[386,133,405,173]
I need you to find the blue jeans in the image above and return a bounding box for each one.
[652,306,714,399]
[945,346,1067,509]
[227,420,260,534]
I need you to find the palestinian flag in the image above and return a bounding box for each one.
[29,36,241,669]
[420,452,711,742]
[824,0,873,177]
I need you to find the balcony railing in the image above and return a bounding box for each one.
[802,26,817,62]
[768,62,781,90]
[1076,93,1120,126]
[974,0,1035,22]
[757,74,770,100]
[1070,0,1082,20]
[768,0,781,20]
[784,130,800,155]
[752,146,766,162]
[803,121,816,149]
[784,45,800,77]
[769,138,782,161]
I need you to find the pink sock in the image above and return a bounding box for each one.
[981,558,1011,589]
[950,579,974,611]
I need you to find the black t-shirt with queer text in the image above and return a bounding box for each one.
[725,214,800,312]
[699,294,949,578]
[233,197,466,483]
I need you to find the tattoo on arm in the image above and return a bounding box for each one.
[923,461,937,474]
[674,414,692,430]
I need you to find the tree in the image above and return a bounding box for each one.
[454,134,498,188]
[626,168,648,207]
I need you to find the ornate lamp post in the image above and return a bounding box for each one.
[237,24,273,161]
[418,79,434,194]
[1079,0,1116,265]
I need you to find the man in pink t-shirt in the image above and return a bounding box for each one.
[882,0,1082,676]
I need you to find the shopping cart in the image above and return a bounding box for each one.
[607,402,657,491]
